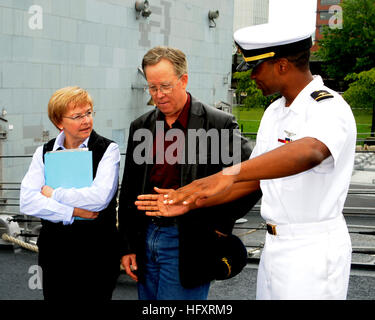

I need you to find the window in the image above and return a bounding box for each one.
[319,10,336,20]
[320,0,340,5]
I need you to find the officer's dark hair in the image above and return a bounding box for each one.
[284,49,311,71]
[270,49,310,72]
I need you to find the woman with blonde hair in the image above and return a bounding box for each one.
[20,86,120,300]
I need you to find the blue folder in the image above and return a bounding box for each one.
[44,149,93,221]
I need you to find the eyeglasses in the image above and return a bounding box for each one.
[63,110,95,121]
[147,78,181,95]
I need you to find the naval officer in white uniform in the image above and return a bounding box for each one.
[135,23,357,300]
[241,28,357,299]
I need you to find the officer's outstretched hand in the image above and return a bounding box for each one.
[163,170,236,208]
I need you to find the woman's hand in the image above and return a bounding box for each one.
[41,185,54,198]
[72,207,99,219]
[42,185,98,219]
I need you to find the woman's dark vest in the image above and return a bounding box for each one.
[40,130,118,233]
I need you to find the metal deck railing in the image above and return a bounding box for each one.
[1,140,375,269]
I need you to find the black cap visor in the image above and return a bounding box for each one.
[236,58,270,72]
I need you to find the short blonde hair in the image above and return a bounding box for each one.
[142,46,188,78]
[48,86,93,129]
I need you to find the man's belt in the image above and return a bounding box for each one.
[266,224,277,235]
[149,216,177,227]
[266,215,346,237]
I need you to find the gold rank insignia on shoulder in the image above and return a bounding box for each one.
[311,90,334,102]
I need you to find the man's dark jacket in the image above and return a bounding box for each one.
[118,96,262,288]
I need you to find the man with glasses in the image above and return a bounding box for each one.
[117,46,261,300]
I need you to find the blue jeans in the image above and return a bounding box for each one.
[138,223,210,300]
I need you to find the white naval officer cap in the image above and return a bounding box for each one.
[234,24,315,72]
[234,0,317,72]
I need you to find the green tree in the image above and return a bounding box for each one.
[316,0,375,80]
[343,68,375,136]
[233,71,277,109]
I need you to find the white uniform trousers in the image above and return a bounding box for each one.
[256,215,352,300]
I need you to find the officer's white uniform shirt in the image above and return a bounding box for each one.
[251,75,356,225]
[251,75,356,300]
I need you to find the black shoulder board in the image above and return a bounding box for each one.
[311,90,334,102]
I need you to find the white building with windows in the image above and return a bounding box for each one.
[0,0,235,213]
